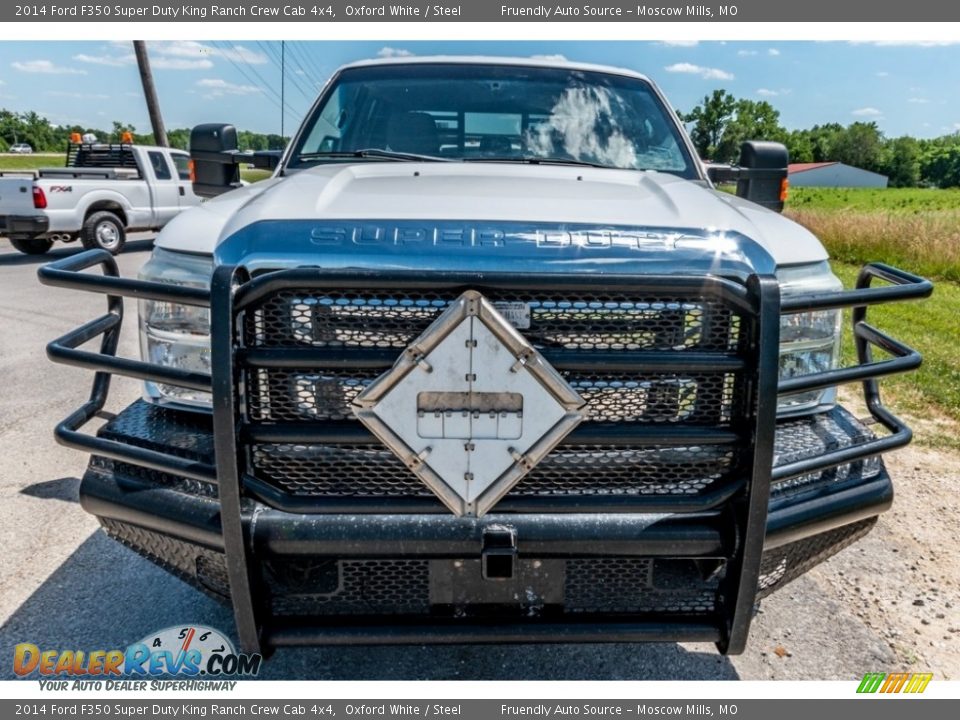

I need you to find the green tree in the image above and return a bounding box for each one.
[681,89,736,160]
[714,99,786,164]
[784,130,814,164]
[0,108,286,155]
[919,136,960,188]
[883,136,920,188]
[166,128,191,150]
[831,122,884,173]
[806,123,845,162]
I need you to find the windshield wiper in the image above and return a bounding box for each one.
[460,156,615,170]
[297,148,452,163]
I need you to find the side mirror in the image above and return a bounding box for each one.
[251,150,282,171]
[190,123,242,198]
[706,141,789,213]
[736,141,789,212]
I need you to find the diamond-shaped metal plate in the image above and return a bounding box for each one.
[353,290,586,517]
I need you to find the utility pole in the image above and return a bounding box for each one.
[133,40,168,147]
[280,41,285,141]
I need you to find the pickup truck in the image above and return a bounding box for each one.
[39,57,932,656]
[0,142,201,255]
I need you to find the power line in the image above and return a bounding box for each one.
[293,42,327,87]
[286,42,317,83]
[257,40,315,104]
[211,40,300,123]
[209,42,282,110]
[287,43,325,99]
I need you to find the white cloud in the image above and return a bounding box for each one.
[659,41,699,47]
[756,88,779,97]
[377,47,414,58]
[151,57,213,70]
[153,41,267,66]
[737,49,758,56]
[664,62,734,81]
[12,60,86,75]
[852,107,883,117]
[857,41,957,47]
[46,91,109,100]
[530,54,568,62]
[196,78,262,97]
[876,71,890,77]
[73,52,134,67]
[768,48,781,56]
[908,97,930,104]
[74,41,254,70]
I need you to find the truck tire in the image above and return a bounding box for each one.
[9,237,54,255]
[81,211,126,255]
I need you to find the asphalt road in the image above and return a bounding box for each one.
[0,235,936,681]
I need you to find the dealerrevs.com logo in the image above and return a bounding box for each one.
[14,625,262,688]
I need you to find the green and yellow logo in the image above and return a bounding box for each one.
[857,672,933,694]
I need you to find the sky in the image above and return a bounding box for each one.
[0,40,958,139]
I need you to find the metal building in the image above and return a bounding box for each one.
[788,162,889,188]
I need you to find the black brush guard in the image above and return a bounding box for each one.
[38,251,931,654]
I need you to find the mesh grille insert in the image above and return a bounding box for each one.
[269,559,431,616]
[245,368,740,426]
[250,443,735,498]
[244,289,740,353]
[565,558,718,614]
[757,518,877,598]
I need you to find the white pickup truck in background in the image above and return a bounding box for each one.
[0,142,202,255]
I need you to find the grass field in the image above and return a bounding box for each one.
[788,187,960,213]
[786,187,960,283]
[831,261,959,448]
[0,153,268,182]
[786,187,960,441]
[0,153,65,171]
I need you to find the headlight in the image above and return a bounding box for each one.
[777,262,843,416]
[139,248,213,410]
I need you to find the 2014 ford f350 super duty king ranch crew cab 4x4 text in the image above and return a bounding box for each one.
[38,57,932,656]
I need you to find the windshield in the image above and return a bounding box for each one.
[288,63,698,177]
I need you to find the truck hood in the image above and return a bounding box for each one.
[156,162,826,269]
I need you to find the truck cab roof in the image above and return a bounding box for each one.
[336,54,651,82]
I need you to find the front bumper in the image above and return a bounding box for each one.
[0,213,48,239]
[37,250,931,655]
[80,401,891,648]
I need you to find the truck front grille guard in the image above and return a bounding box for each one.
[38,250,931,654]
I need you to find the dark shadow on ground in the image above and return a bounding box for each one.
[0,530,739,681]
[19,477,81,502]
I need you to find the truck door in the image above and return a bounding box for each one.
[146,150,180,225]
[170,152,203,209]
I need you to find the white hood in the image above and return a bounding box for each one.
[157,162,827,267]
